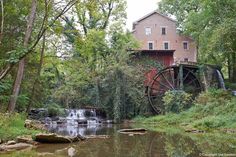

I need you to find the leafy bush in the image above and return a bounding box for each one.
[0,113,39,141]
[163,90,193,113]
[135,89,236,130]
[47,103,66,117]
[195,89,232,106]
[192,116,227,129]
[225,80,236,90]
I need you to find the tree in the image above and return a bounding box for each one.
[0,0,77,81]
[7,0,37,112]
[159,0,236,82]
[75,0,126,35]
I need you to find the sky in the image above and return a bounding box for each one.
[126,0,161,30]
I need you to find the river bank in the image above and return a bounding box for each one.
[135,90,236,132]
[0,113,40,142]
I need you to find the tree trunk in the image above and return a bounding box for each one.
[232,52,236,82]
[0,0,76,81]
[95,78,101,107]
[228,53,232,81]
[7,0,37,112]
[0,0,4,44]
[114,68,122,123]
[65,96,69,108]
[26,33,45,113]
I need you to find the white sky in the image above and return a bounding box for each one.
[126,0,161,30]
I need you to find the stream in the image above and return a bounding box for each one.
[2,124,236,157]
[2,109,236,157]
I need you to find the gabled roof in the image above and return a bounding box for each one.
[133,10,176,25]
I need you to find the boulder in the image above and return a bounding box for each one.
[6,140,16,145]
[0,143,33,151]
[24,119,46,130]
[68,147,76,157]
[16,135,38,145]
[35,133,84,143]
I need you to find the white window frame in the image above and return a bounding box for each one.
[163,41,170,50]
[160,26,167,35]
[148,41,154,50]
[145,27,151,35]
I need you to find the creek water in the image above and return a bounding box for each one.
[3,123,236,157]
[2,109,236,156]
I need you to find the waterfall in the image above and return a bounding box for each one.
[66,109,100,126]
[77,109,86,120]
[216,70,226,90]
[47,108,107,136]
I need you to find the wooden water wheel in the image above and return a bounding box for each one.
[147,64,204,114]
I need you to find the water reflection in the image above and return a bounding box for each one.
[47,123,113,136]
[34,125,201,157]
[3,124,236,157]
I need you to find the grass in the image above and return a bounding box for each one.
[0,150,38,157]
[0,113,40,141]
[134,90,236,131]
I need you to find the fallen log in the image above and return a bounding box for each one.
[118,128,147,133]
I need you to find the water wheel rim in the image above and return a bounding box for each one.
[147,66,203,114]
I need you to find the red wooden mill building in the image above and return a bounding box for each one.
[130,49,175,88]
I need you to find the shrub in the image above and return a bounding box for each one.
[195,89,232,106]
[225,80,236,90]
[163,90,193,113]
[47,103,66,117]
[0,113,39,141]
[192,116,227,129]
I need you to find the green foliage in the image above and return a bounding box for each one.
[6,47,30,63]
[163,90,193,113]
[0,151,37,157]
[136,89,236,130]
[159,0,236,82]
[47,103,66,117]
[0,0,146,123]
[15,94,30,112]
[195,89,232,106]
[0,113,39,141]
[225,80,236,90]
[0,79,12,110]
[75,0,127,34]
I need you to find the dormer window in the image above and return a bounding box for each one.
[145,27,151,35]
[161,27,166,35]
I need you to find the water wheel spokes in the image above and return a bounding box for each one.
[148,66,203,114]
